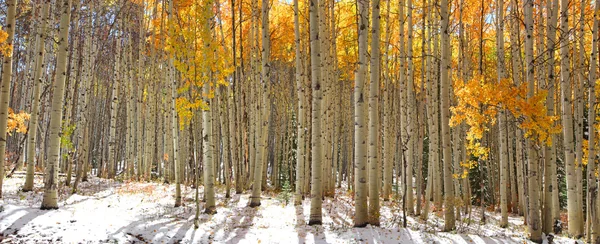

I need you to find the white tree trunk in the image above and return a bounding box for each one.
[41,0,71,209]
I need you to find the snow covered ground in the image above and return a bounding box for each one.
[0,175,582,243]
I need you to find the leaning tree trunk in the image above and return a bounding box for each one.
[41,0,71,210]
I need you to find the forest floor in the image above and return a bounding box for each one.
[0,174,582,244]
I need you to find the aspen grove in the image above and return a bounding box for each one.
[0,0,599,242]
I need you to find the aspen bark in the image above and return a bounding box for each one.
[353,0,369,228]
[587,0,600,241]
[496,0,509,228]
[0,0,17,198]
[203,79,216,214]
[41,0,71,209]
[24,0,51,192]
[543,0,559,233]
[561,0,583,236]
[440,0,455,230]
[525,0,542,240]
[367,0,381,226]
[308,0,324,225]
[406,0,415,216]
[294,0,306,206]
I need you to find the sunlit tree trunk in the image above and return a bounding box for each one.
[294,0,306,206]
[576,0,586,237]
[525,0,541,240]
[406,0,416,216]
[0,0,17,198]
[106,39,120,179]
[41,0,71,209]
[587,0,600,241]
[24,0,51,192]
[560,0,582,237]
[440,0,455,231]
[203,78,216,214]
[495,0,509,228]
[308,0,324,225]
[367,0,381,226]
[250,0,271,207]
[167,0,181,207]
[510,0,526,219]
[353,0,368,228]
[543,0,559,233]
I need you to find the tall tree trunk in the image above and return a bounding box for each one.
[561,0,582,237]
[440,0,455,231]
[367,0,381,226]
[41,0,71,209]
[250,0,271,207]
[107,40,120,179]
[308,0,324,225]
[0,0,17,199]
[294,0,306,206]
[525,0,542,240]
[353,0,369,228]
[587,0,600,241]
[203,78,216,214]
[24,0,51,192]
[543,0,559,233]
[406,0,416,216]
[496,0,509,228]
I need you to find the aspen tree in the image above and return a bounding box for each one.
[525,0,542,240]
[406,0,415,216]
[495,0,509,228]
[308,0,324,225]
[0,0,17,198]
[294,0,306,206]
[41,0,71,209]
[136,2,145,181]
[561,0,582,236]
[203,80,216,214]
[587,0,600,241]
[353,0,368,228]
[576,0,586,234]
[249,0,271,207]
[543,0,559,233]
[107,39,120,179]
[382,0,394,201]
[24,0,51,192]
[167,0,182,207]
[367,0,381,226]
[510,0,526,219]
[440,0,455,230]
[73,7,94,192]
[418,0,429,215]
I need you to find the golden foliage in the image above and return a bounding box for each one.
[7,108,30,135]
[451,75,561,172]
